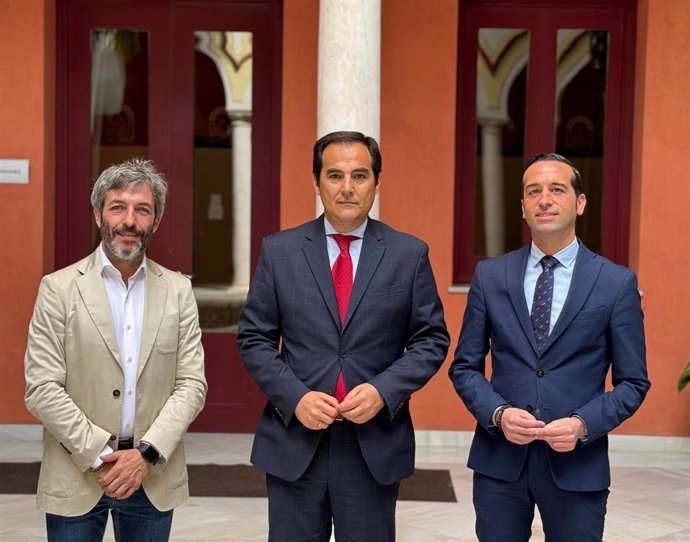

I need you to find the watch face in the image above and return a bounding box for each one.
[139,444,160,464]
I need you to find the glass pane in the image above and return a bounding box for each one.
[475,28,529,257]
[90,29,149,249]
[555,29,609,254]
[192,31,253,332]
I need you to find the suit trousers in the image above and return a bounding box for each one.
[473,441,608,542]
[266,421,399,542]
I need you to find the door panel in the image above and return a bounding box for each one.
[57,0,282,432]
[453,1,636,283]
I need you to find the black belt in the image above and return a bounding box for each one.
[118,437,134,450]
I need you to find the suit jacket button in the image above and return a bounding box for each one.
[109,434,117,441]
[339,351,346,358]
[113,389,121,397]
[526,405,534,413]
[536,369,544,378]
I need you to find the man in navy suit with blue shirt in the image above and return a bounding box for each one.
[449,153,650,542]
[238,131,449,541]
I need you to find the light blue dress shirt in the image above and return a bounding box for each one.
[324,217,367,277]
[524,238,579,334]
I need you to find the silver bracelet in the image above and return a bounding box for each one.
[495,405,510,432]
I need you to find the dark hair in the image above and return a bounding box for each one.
[312,131,382,185]
[524,153,583,197]
[91,158,168,218]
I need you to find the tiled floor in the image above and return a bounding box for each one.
[1,425,688,541]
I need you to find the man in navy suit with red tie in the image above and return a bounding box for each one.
[449,153,650,541]
[238,131,449,541]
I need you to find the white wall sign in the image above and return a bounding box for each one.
[0,159,30,184]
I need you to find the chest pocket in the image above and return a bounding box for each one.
[366,284,404,298]
[574,306,606,321]
[156,314,179,354]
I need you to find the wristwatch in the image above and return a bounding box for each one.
[137,442,161,465]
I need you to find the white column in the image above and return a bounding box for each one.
[479,120,506,256]
[230,116,252,289]
[316,0,381,218]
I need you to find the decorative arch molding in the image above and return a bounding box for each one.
[476,29,529,123]
[194,31,253,116]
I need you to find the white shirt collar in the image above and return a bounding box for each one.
[323,217,368,238]
[529,237,579,269]
[97,243,147,280]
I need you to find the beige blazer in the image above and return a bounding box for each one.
[24,249,207,516]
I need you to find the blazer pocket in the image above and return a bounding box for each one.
[156,314,179,354]
[574,306,606,320]
[38,447,83,498]
[366,284,404,298]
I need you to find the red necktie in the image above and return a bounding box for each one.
[331,234,357,402]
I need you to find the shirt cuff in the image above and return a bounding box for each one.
[89,444,114,470]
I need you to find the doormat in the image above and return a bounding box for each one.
[0,463,456,502]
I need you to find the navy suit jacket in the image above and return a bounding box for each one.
[449,241,650,492]
[237,216,450,485]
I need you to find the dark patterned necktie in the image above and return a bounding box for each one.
[331,234,357,401]
[530,256,559,353]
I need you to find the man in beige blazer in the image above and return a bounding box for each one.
[24,158,207,542]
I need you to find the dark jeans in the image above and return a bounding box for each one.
[46,487,173,542]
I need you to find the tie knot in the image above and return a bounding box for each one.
[540,255,559,271]
[332,234,357,251]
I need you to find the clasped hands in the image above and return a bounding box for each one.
[95,449,152,500]
[295,383,384,430]
[500,407,586,452]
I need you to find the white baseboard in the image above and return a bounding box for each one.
[2,424,688,455]
[414,429,690,454]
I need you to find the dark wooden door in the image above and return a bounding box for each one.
[453,0,636,283]
[57,0,282,431]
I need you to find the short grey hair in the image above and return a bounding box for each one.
[91,158,168,218]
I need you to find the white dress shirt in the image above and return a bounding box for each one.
[91,245,146,467]
[324,217,367,276]
[524,237,579,334]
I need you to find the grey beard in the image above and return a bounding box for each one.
[100,222,153,264]
[105,236,144,263]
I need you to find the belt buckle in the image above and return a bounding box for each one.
[118,437,134,450]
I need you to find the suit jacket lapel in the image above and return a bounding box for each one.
[138,259,168,379]
[302,217,342,329]
[345,219,385,329]
[506,245,540,356]
[544,242,602,352]
[75,250,121,367]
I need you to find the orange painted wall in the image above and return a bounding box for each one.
[279,0,690,437]
[625,0,690,436]
[0,0,55,422]
[4,0,688,437]
[379,0,467,429]
[279,0,466,429]
[280,0,319,229]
